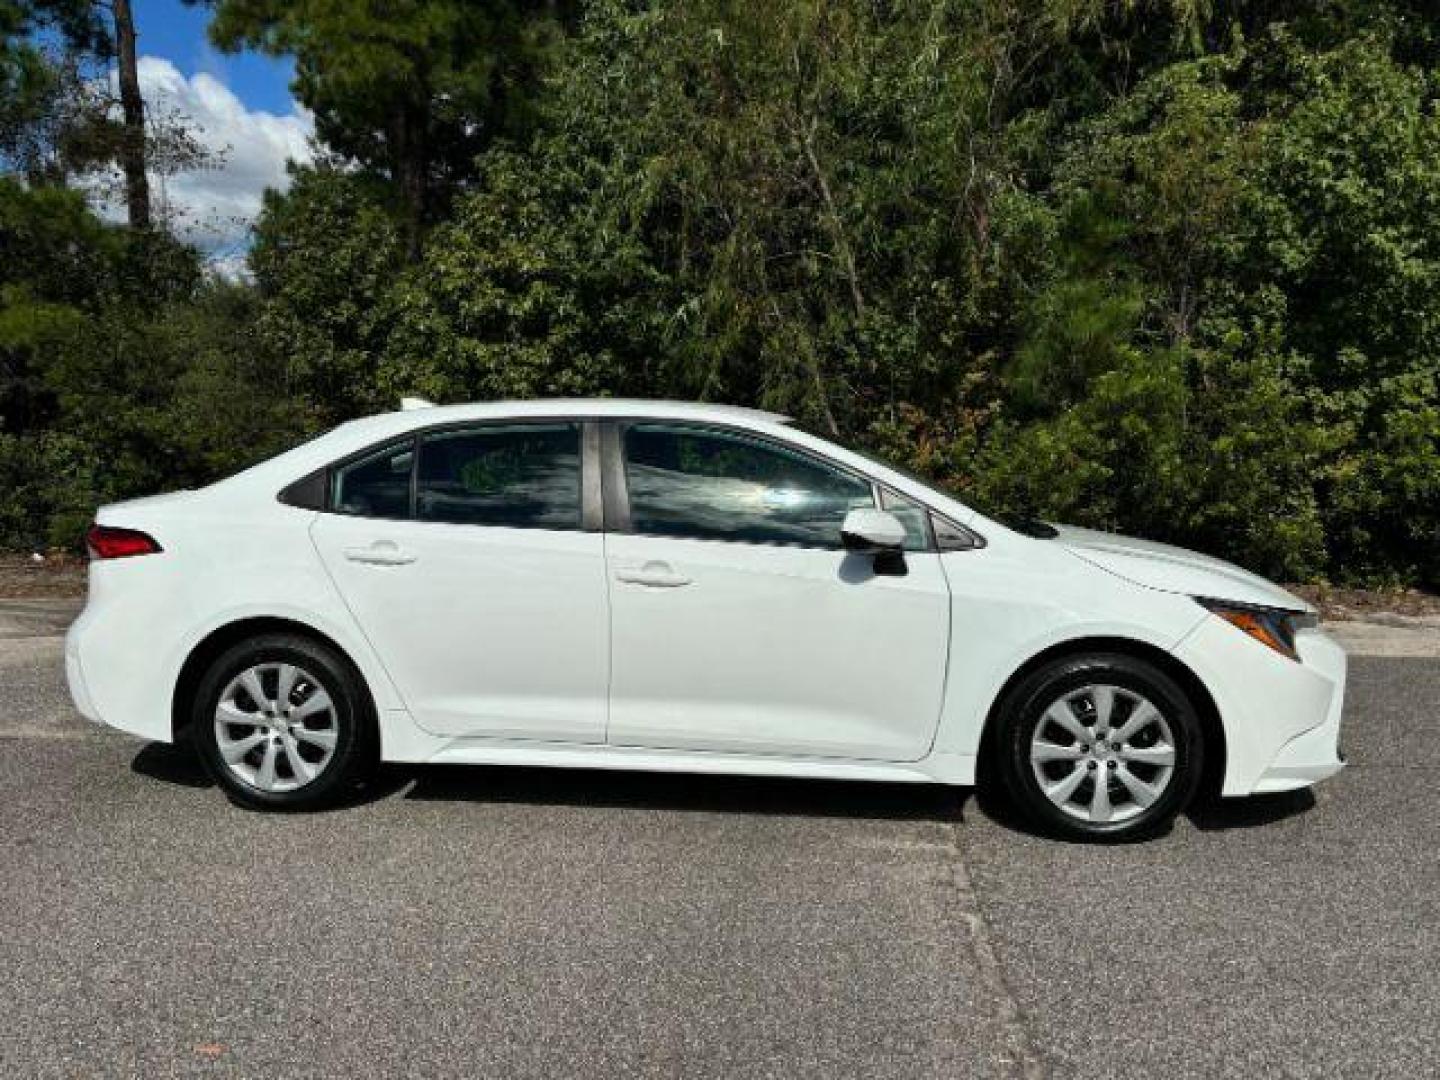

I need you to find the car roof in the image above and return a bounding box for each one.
[350,398,792,434]
[219,399,794,494]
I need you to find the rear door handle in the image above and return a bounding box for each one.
[615,561,692,588]
[344,542,416,566]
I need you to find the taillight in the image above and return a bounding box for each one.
[85,524,163,560]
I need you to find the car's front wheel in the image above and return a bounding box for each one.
[993,652,1204,841]
[192,633,374,811]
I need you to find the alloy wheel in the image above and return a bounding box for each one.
[213,662,339,793]
[1028,683,1177,824]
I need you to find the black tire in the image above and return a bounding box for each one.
[192,633,375,811]
[993,652,1204,842]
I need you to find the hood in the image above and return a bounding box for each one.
[1050,524,1315,614]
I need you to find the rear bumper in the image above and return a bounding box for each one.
[64,619,102,725]
[1175,619,1346,797]
[63,561,188,743]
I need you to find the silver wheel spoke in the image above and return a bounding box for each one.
[216,700,257,727]
[292,726,337,752]
[1116,765,1161,809]
[255,739,279,791]
[1118,743,1175,767]
[292,689,333,721]
[1090,685,1116,733]
[1045,763,1088,803]
[274,664,299,708]
[282,735,315,784]
[1112,701,1161,744]
[1089,772,1113,822]
[1033,741,1085,763]
[1044,703,1089,743]
[239,668,271,710]
[218,731,265,764]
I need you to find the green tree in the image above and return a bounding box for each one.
[0,1,110,179]
[1236,32,1440,582]
[379,148,664,406]
[208,0,566,250]
[7,0,1437,588]
[247,163,407,423]
[376,0,1022,435]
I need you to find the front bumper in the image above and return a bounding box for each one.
[1249,627,1347,793]
[1175,618,1347,797]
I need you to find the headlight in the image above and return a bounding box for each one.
[1195,598,1316,662]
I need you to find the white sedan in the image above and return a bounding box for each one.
[66,399,1346,839]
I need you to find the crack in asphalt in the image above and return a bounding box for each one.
[941,821,1047,1080]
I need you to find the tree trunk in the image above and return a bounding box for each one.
[112,0,150,229]
[798,118,865,320]
[390,103,429,261]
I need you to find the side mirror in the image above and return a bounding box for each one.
[841,508,906,555]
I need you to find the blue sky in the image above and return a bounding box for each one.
[71,0,315,273]
[131,0,296,116]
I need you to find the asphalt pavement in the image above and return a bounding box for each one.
[1,602,1437,1078]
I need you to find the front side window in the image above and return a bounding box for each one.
[879,488,932,552]
[331,442,413,518]
[622,424,874,547]
[416,423,582,529]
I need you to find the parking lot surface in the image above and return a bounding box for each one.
[2,604,1437,1078]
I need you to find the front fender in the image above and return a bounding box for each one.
[927,545,1210,765]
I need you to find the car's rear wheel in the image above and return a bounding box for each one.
[994,652,1204,841]
[192,633,374,811]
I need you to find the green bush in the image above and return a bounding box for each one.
[4,2,1438,587]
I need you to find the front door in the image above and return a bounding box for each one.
[604,422,951,761]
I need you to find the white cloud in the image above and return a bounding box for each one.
[89,57,314,277]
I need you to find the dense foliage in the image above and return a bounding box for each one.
[2,0,1437,586]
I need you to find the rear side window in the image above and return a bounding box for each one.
[415,423,581,530]
[331,442,413,518]
[622,424,873,548]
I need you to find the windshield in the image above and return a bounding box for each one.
[797,424,1059,539]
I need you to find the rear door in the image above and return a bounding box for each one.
[602,421,951,761]
[311,420,610,742]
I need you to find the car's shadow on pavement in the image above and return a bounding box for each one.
[1185,787,1316,831]
[130,741,1316,832]
[129,741,967,822]
[968,773,1319,842]
[398,763,966,822]
[131,741,212,788]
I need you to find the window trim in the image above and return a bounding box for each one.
[306,418,601,534]
[606,418,909,553]
[283,413,985,551]
[599,420,631,533]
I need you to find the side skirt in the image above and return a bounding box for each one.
[376,709,976,785]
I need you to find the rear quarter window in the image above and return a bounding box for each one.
[331,442,414,518]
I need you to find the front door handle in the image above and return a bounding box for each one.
[615,561,692,588]
[344,541,416,566]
